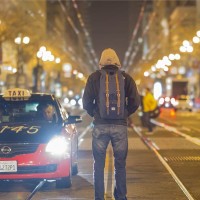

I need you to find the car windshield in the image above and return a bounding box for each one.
[0,100,58,124]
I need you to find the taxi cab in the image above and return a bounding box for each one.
[0,88,82,188]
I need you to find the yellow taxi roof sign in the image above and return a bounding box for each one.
[3,88,31,98]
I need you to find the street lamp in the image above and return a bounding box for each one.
[34,46,61,93]
[14,34,30,73]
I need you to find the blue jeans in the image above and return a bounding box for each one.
[92,124,128,200]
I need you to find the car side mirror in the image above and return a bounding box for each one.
[65,115,82,124]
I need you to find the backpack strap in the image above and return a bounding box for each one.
[105,72,109,115]
[115,72,120,115]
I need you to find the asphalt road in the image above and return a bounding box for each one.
[0,108,200,200]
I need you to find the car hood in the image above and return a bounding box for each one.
[0,122,63,143]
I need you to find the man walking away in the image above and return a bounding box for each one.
[83,48,140,200]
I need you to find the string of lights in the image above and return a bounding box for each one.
[123,0,146,69]
[72,0,98,69]
[125,3,192,74]
[58,0,97,74]
[58,0,93,74]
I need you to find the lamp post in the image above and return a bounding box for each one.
[14,34,30,74]
[12,34,30,89]
[34,46,61,93]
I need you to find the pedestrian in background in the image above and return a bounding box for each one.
[83,48,140,200]
[142,87,157,134]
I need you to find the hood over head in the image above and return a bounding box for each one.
[99,48,121,68]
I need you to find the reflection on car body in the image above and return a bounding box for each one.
[0,88,82,188]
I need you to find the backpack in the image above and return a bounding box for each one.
[99,68,125,119]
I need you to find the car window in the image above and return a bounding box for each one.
[0,100,59,124]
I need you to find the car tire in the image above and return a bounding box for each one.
[56,176,72,188]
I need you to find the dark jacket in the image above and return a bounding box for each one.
[83,66,140,126]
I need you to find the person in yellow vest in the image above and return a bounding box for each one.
[142,87,157,134]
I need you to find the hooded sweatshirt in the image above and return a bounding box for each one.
[99,48,121,68]
[83,48,140,126]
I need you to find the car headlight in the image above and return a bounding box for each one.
[158,98,164,105]
[45,136,70,156]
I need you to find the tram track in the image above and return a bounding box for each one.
[159,114,200,133]
[151,119,200,146]
[12,110,199,200]
[132,125,195,200]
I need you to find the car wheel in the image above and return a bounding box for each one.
[56,176,72,188]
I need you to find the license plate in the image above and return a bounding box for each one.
[0,161,17,172]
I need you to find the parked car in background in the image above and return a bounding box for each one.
[174,95,193,112]
[0,88,82,188]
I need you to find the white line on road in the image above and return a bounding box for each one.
[133,126,195,200]
[151,119,200,146]
[78,124,92,146]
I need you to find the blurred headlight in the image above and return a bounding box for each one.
[165,97,170,102]
[158,98,164,105]
[189,101,193,106]
[165,102,170,107]
[170,98,176,105]
[46,136,70,155]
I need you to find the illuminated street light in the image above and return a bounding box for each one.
[55,57,61,63]
[196,30,200,37]
[144,71,149,77]
[77,72,83,79]
[193,36,200,43]
[73,70,78,75]
[179,46,187,52]
[37,46,60,64]
[14,34,30,73]
[182,40,190,47]
[187,46,193,53]
[169,54,175,60]
[174,54,181,60]
[23,37,30,44]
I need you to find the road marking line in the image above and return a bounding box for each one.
[151,119,200,146]
[78,124,92,146]
[190,127,200,132]
[159,116,200,132]
[133,126,195,200]
[152,147,195,200]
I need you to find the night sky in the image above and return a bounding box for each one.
[89,1,141,64]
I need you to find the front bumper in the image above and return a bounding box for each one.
[0,144,71,180]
